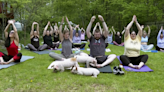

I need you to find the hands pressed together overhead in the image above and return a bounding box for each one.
[90,15,105,23]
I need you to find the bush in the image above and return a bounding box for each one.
[18,31,30,45]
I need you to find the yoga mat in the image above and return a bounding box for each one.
[141,50,151,52]
[117,56,153,72]
[86,48,111,52]
[33,50,52,54]
[85,65,113,73]
[141,50,158,53]
[0,56,34,70]
[151,50,158,53]
[26,49,51,54]
[57,48,85,51]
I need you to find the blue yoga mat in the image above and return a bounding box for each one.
[117,56,153,72]
[141,50,158,53]
[26,49,51,54]
[0,56,34,70]
[33,50,52,54]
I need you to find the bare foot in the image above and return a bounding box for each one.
[0,62,9,65]
[96,65,102,68]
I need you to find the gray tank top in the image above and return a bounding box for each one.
[62,39,72,58]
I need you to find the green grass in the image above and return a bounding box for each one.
[0,43,164,92]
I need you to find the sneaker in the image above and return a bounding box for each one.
[118,66,124,75]
[113,66,120,75]
[113,66,124,75]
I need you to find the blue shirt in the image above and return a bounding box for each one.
[141,36,148,43]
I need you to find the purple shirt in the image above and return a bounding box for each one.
[73,36,81,43]
[157,29,164,48]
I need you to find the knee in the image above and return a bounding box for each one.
[17,53,22,57]
[150,44,154,47]
[49,52,55,57]
[43,44,48,47]
[108,54,116,59]
[120,55,126,60]
[27,44,32,46]
[143,54,148,59]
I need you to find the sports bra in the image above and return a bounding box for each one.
[141,36,148,43]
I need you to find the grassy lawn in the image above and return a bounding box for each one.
[0,43,164,92]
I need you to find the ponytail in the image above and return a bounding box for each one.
[5,34,10,47]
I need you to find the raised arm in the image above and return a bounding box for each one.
[81,28,85,34]
[134,15,142,38]
[30,22,35,39]
[147,25,151,37]
[50,23,54,36]
[10,20,19,43]
[157,26,163,39]
[78,29,81,37]
[73,29,76,37]
[66,16,73,40]
[59,17,64,42]
[109,29,113,36]
[4,22,11,38]
[112,26,116,34]
[36,22,39,37]
[86,16,96,39]
[97,22,102,34]
[98,15,108,38]
[43,21,50,36]
[125,16,135,38]
[93,22,98,34]
[121,28,126,35]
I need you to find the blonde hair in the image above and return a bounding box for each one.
[63,30,69,34]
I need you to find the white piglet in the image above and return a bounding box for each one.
[71,66,100,78]
[74,55,97,68]
[47,58,78,72]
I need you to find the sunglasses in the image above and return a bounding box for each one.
[10,32,14,34]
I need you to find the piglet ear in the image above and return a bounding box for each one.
[71,66,74,70]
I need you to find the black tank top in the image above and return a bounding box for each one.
[43,35,53,47]
[53,33,59,42]
[31,36,40,48]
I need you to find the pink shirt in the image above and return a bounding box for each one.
[81,33,85,40]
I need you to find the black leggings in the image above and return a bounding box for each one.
[47,43,60,49]
[88,43,108,48]
[120,55,148,66]
[0,52,22,62]
[72,43,86,49]
[156,46,164,51]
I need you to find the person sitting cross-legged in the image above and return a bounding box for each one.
[27,22,48,51]
[72,25,86,49]
[86,15,116,68]
[120,15,148,69]
[49,16,81,60]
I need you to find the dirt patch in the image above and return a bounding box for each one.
[5,88,14,92]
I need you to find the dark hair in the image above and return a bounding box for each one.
[5,34,10,47]
[160,32,163,35]
[95,29,100,33]
[130,31,136,34]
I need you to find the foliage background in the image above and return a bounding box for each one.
[0,0,164,45]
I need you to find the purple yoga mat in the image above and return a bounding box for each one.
[117,56,153,72]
